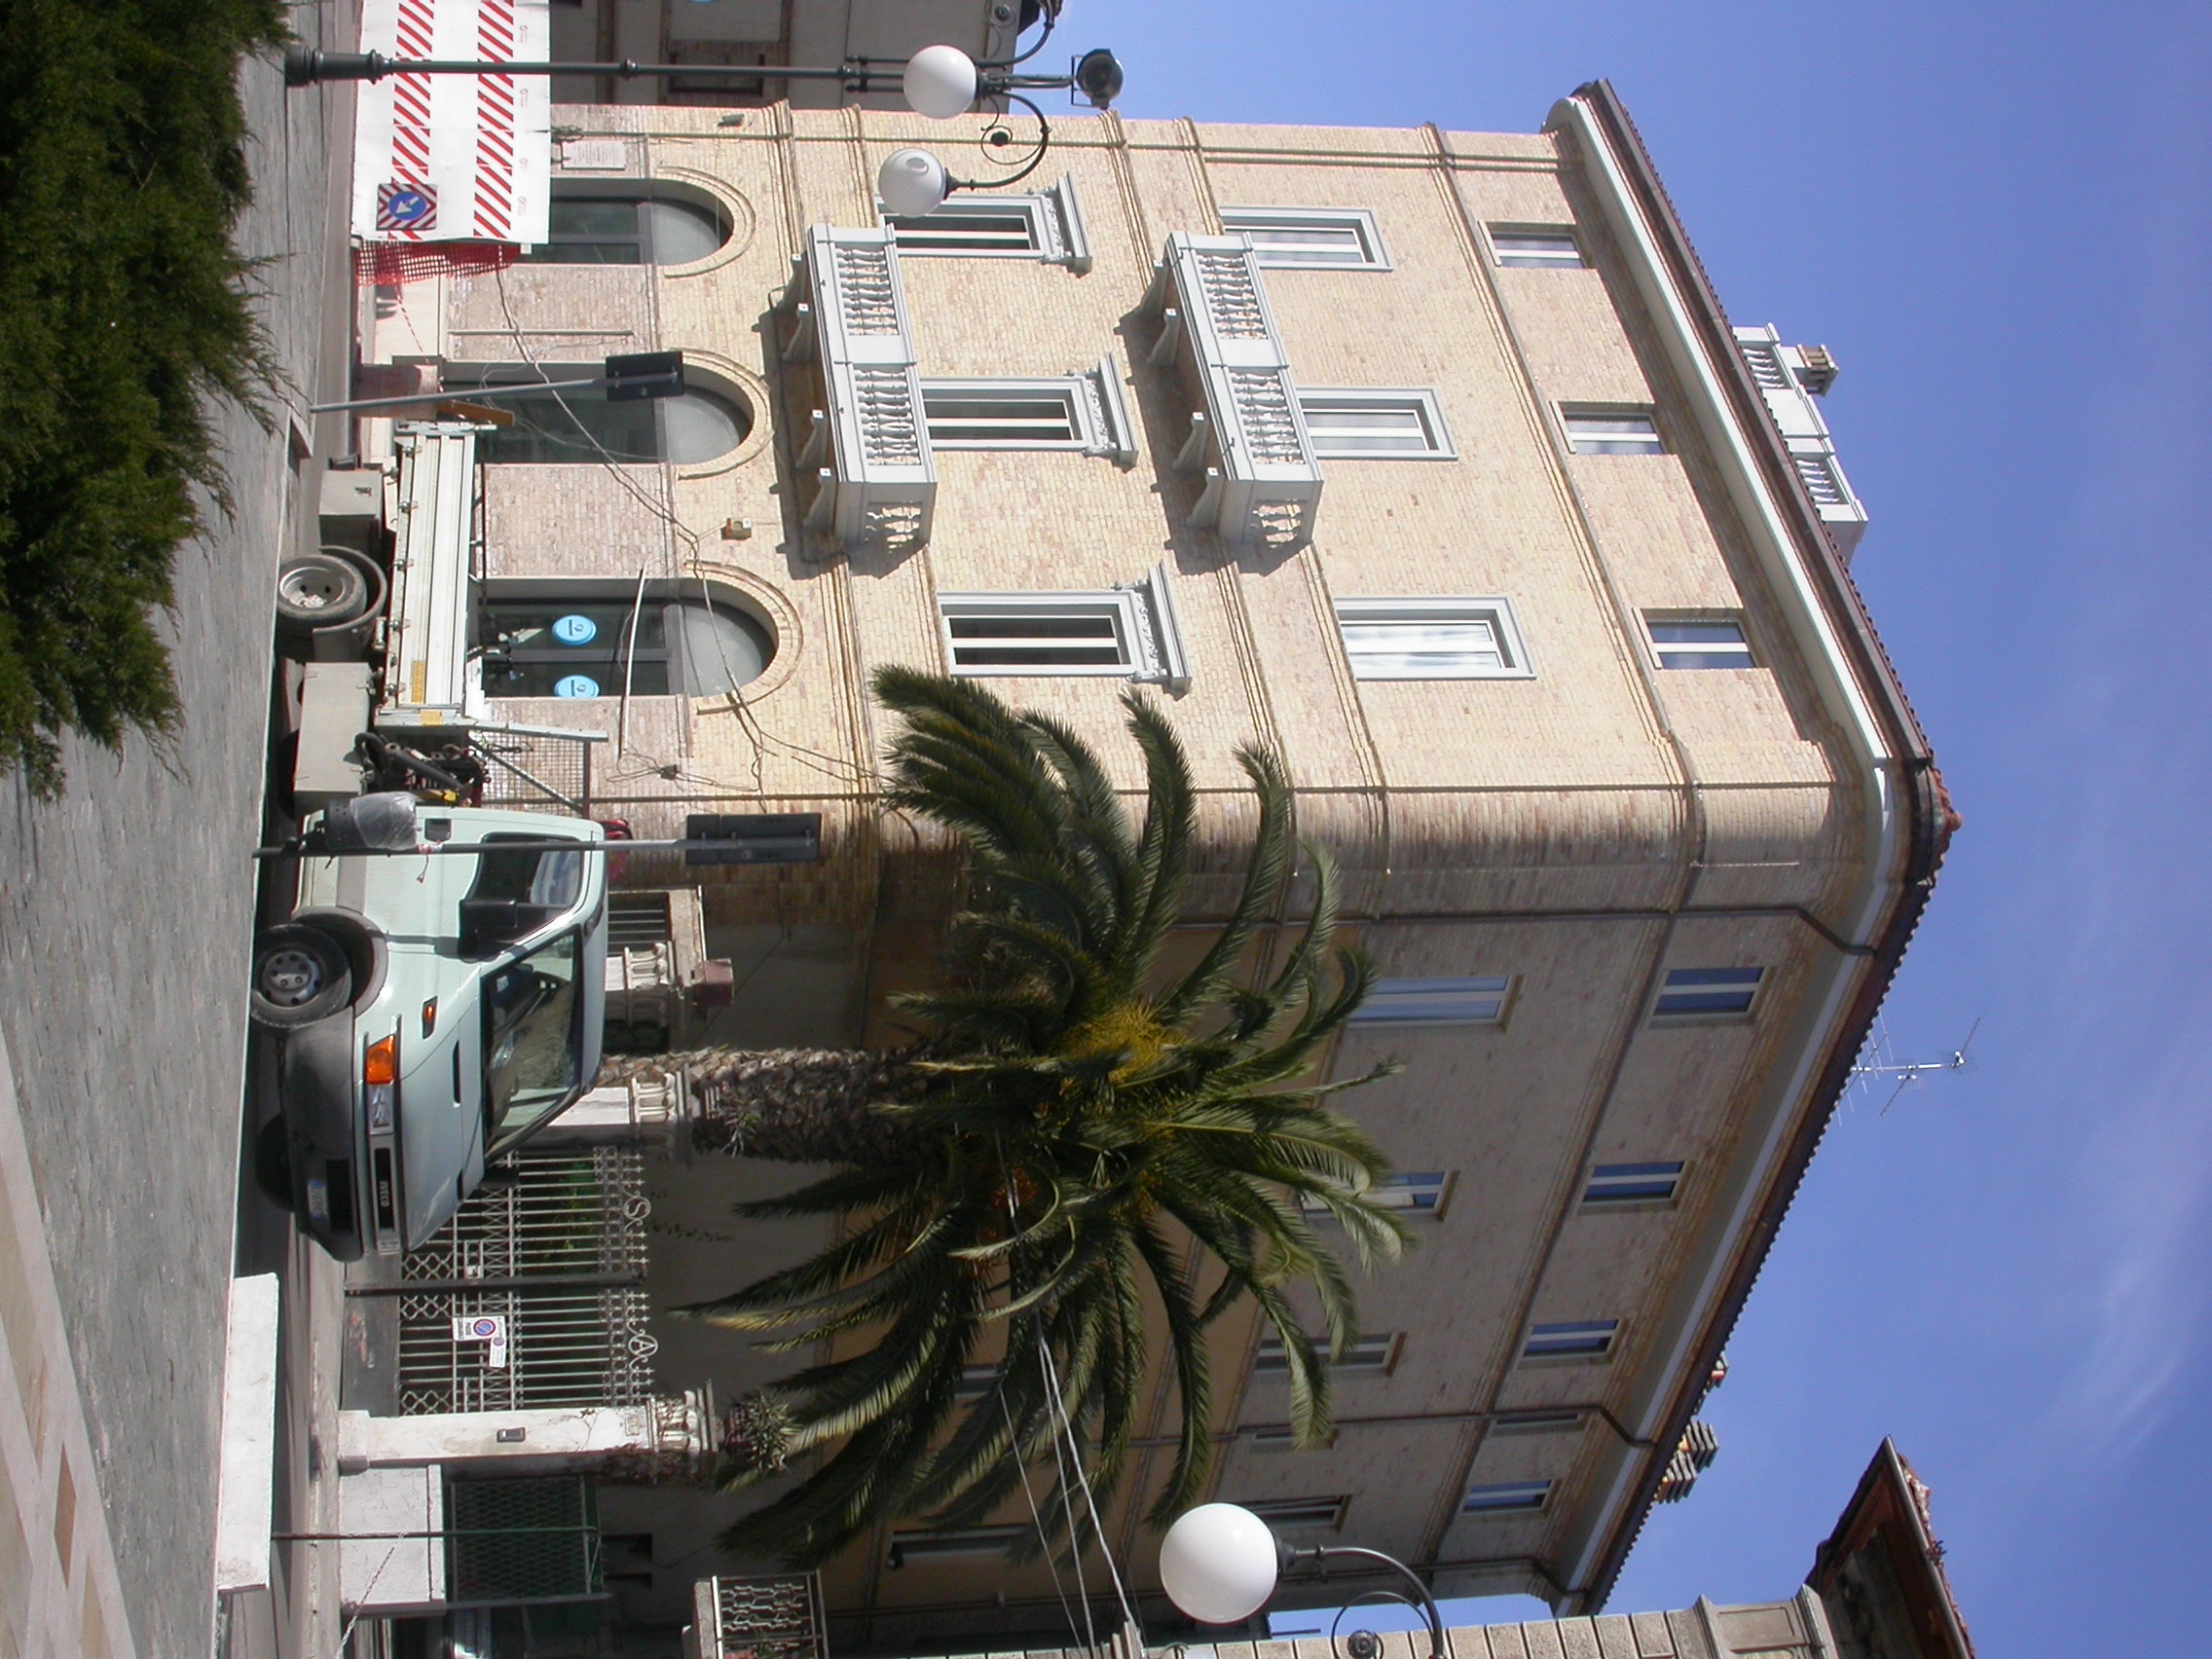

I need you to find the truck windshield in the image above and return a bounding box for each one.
[481,930,584,1153]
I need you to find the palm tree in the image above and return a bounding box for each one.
[606,667,1413,1566]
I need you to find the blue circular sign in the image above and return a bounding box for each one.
[553,674,602,699]
[551,612,598,645]
[385,188,432,227]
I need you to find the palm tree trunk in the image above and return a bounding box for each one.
[596,1047,930,1164]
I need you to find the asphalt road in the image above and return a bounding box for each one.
[0,19,355,1656]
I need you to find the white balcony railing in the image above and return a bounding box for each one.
[1148,232,1321,548]
[784,226,936,552]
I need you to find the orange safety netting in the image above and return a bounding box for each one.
[353,241,521,287]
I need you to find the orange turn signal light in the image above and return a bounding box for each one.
[363,1035,399,1087]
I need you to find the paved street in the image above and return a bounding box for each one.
[0,11,355,1655]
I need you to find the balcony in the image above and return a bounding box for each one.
[782,226,936,553]
[1147,232,1322,549]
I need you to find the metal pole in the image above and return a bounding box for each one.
[256,836,686,861]
[346,1272,644,1296]
[309,376,603,415]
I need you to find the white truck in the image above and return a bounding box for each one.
[250,796,610,1261]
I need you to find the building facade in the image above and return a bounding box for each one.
[340,80,1948,1647]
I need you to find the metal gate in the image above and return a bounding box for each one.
[397,1146,656,1415]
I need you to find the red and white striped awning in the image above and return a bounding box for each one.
[350,0,550,246]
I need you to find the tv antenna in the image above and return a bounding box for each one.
[1849,1016,1979,1115]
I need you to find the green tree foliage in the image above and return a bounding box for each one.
[612,671,1415,1565]
[0,0,284,796]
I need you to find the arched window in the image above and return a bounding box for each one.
[444,364,752,465]
[480,586,775,700]
[521,183,729,265]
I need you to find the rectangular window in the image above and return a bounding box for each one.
[1647,615,1754,670]
[887,176,1090,270]
[888,1526,1027,1566]
[920,361,1135,461]
[1491,1410,1584,1435]
[940,565,1187,688]
[1463,1481,1553,1515]
[925,386,1079,446]
[1489,226,1586,270]
[1297,389,1454,459]
[1220,206,1389,270]
[1583,1161,1686,1205]
[1562,407,1664,456]
[1350,976,1512,1025]
[1335,598,1533,681]
[1247,1426,1334,1453]
[1300,1172,1450,1218]
[1653,967,1764,1019]
[1239,1496,1348,1531]
[1523,1320,1619,1361]
[1255,1333,1399,1376]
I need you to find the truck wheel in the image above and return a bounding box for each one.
[249,925,353,1027]
[275,551,370,633]
[254,1117,296,1208]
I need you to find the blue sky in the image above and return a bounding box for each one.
[1073,3,2212,1651]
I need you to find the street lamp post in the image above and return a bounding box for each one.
[1158,1503,1448,1659]
[280,38,1123,214]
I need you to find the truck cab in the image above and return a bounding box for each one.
[252,802,608,1261]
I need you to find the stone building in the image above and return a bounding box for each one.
[337,76,1949,1649]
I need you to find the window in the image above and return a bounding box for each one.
[1583,1161,1686,1205]
[1219,206,1389,270]
[519,183,728,265]
[1349,976,1512,1025]
[1238,1496,1347,1531]
[443,364,751,465]
[886,175,1090,270]
[940,565,1188,688]
[1491,1410,1584,1436]
[1297,389,1454,459]
[1489,226,1586,270]
[920,361,1135,461]
[1647,615,1754,670]
[1255,1333,1399,1376]
[1334,598,1533,681]
[887,1526,1026,1567]
[1246,1426,1336,1453]
[1652,967,1764,1019]
[1522,1320,1619,1361]
[1562,407,1664,456]
[1298,1172,1451,1217]
[481,586,774,699]
[1462,1481,1552,1515]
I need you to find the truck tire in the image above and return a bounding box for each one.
[275,551,371,634]
[249,924,353,1027]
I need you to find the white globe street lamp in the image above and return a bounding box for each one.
[876,148,953,218]
[1158,1502,1446,1659]
[1159,1503,1281,1626]
[903,44,979,119]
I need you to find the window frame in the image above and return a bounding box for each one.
[1348,976,1514,1027]
[1254,1332,1401,1377]
[1296,387,1456,460]
[1645,613,1756,671]
[1219,205,1391,271]
[1237,1496,1349,1532]
[1582,1161,1687,1208]
[939,564,1188,689]
[1490,1410,1585,1436]
[1462,1480,1554,1516]
[1651,967,1766,1022]
[1297,1170,1453,1221]
[1521,1319,1620,1362]
[1486,224,1587,270]
[919,359,1135,461]
[441,362,751,467]
[1333,597,1535,682]
[1560,405,1665,456]
[478,579,776,701]
[884,174,1091,271]
[520,180,730,267]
